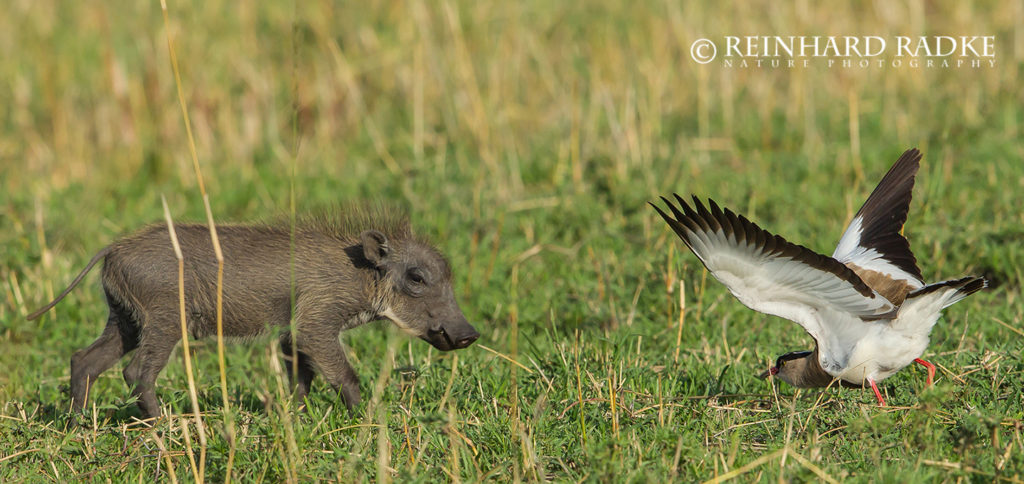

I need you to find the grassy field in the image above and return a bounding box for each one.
[2,0,1023,482]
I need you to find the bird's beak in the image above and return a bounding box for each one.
[758,367,779,380]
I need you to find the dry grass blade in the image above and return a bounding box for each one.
[150,429,180,484]
[204,193,235,483]
[475,344,534,374]
[787,451,839,484]
[266,340,300,483]
[992,318,1024,338]
[437,353,460,412]
[161,194,207,483]
[574,330,587,446]
[0,448,42,464]
[159,0,204,196]
[701,448,785,484]
[159,0,234,479]
[674,279,686,363]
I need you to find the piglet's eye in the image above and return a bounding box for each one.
[408,270,426,284]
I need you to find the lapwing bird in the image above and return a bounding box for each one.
[651,148,986,406]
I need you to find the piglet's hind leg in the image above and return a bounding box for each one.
[70,306,139,412]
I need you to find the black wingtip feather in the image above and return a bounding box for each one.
[661,196,689,227]
[649,201,669,222]
[673,194,712,233]
[660,196,702,235]
[650,201,691,243]
[960,277,988,296]
[844,148,925,282]
[693,197,721,233]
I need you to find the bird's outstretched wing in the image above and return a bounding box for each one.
[832,148,925,295]
[652,195,896,346]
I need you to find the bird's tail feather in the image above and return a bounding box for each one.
[905,276,987,309]
[891,276,986,333]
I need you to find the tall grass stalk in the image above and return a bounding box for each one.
[674,279,686,363]
[159,0,235,480]
[160,195,206,482]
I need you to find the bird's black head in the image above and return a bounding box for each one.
[758,350,814,382]
[775,350,813,369]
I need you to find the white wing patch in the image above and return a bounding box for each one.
[833,216,924,289]
[831,149,925,290]
[832,215,865,264]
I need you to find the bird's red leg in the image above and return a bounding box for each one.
[914,358,936,387]
[868,378,886,407]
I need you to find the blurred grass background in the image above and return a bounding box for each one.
[1,0,1023,482]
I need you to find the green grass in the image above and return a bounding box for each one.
[2,0,1023,482]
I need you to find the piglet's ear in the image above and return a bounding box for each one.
[360,230,390,265]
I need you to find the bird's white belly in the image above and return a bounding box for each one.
[831,328,929,384]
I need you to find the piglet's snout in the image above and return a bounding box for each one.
[425,319,479,351]
[452,325,480,349]
[436,319,475,349]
